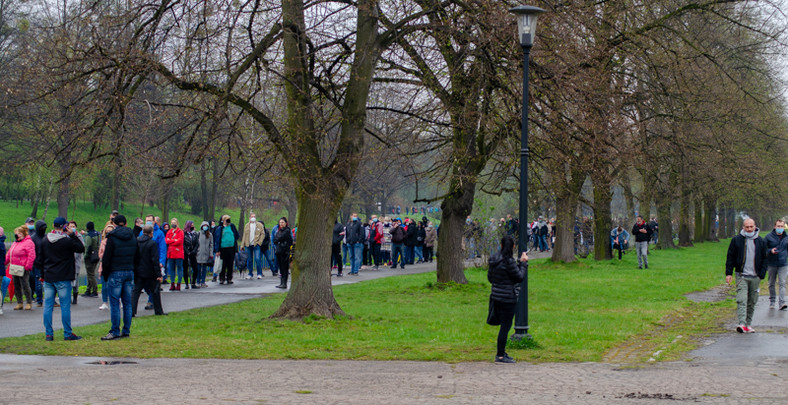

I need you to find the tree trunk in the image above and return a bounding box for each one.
[209,160,219,221]
[655,190,676,249]
[271,190,344,318]
[160,178,173,226]
[436,173,474,284]
[111,157,122,211]
[57,175,69,219]
[693,198,704,243]
[592,178,613,261]
[705,197,718,241]
[200,160,210,221]
[551,167,584,263]
[678,184,693,247]
[621,172,635,223]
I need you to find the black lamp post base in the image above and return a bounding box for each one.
[510,329,532,341]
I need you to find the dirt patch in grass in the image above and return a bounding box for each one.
[684,285,731,303]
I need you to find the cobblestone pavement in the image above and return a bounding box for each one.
[0,354,786,404]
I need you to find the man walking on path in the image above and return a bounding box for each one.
[632,216,653,269]
[40,217,85,341]
[765,219,788,310]
[726,218,768,333]
[101,215,138,340]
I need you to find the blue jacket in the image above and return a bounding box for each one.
[213,224,239,253]
[765,229,788,267]
[139,224,166,266]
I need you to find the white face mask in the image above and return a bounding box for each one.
[250,217,256,222]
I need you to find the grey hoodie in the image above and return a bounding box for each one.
[741,228,760,277]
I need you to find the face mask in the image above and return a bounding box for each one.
[373,218,378,223]
[250,217,256,222]
[352,217,358,222]
[743,230,756,238]
[69,227,76,233]
[171,224,177,229]
[777,228,785,235]
[28,225,35,231]
[202,226,209,231]
[146,221,153,226]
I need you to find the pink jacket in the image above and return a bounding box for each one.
[5,236,36,271]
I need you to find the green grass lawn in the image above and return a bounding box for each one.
[0,241,734,363]
[0,199,287,232]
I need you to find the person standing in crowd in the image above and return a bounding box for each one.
[132,224,165,317]
[765,219,788,310]
[268,221,279,277]
[610,225,630,261]
[726,218,767,333]
[132,218,143,237]
[487,235,528,363]
[100,215,138,340]
[361,221,370,268]
[195,221,213,288]
[161,223,170,233]
[632,215,653,269]
[213,215,239,285]
[67,221,85,305]
[369,215,383,271]
[346,213,363,276]
[165,218,185,291]
[6,226,36,310]
[182,220,199,289]
[97,224,115,310]
[274,217,293,289]
[26,218,43,305]
[332,220,345,277]
[649,217,659,244]
[82,222,100,297]
[390,218,406,269]
[415,221,426,264]
[241,213,268,280]
[40,217,85,341]
[424,222,437,263]
[404,218,418,265]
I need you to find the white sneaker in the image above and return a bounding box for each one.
[245,275,252,280]
[0,307,4,315]
[257,275,263,279]
[770,303,776,309]
[99,303,108,310]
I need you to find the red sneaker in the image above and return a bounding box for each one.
[736,325,745,333]
[745,326,756,333]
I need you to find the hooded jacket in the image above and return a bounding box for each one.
[135,234,161,279]
[6,235,36,271]
[102,226,138,280]
[765,229,788,267]
[345,219,363,245]
[404,223,418,247]
[332,222,345,245]
[31,220,47,269]
[725,228,767,279]
[41,230,85,283]
[213,223,239,253]
[487,252,527,304]
[196,221,214,264]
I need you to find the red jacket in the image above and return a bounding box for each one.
[5,236,36,271]
[372,222,384,244]
[165,228,185,259]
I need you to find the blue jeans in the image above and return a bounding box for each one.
[391,243,405,268]
[245,245,263,276]
[167,258,184,284]
[342,243,349,266]
[268,249,278,275]
[198,264,210,284]
[108,270,134,336]
[33,268,43,304]
[349,243,363,274]
[43,281,73,338]
[1,276,9,306]
[538,235,547,251]
[415,246,424,262]
[405,245,415,264]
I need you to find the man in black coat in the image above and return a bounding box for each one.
[40,217,85,341]
[132,225,165,317]
[332,220,345,276]
[404,219,418,264]
[632,216,654,269]
[101,215,138,340]
[30,219,47,306]
[725,218,768,333]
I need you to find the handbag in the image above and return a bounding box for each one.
[8,245,25,277]
[486,297,501,326]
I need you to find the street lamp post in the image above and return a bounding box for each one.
[509,5,544,341]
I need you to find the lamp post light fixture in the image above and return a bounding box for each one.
[509,4,544,341]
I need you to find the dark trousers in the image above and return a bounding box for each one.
[370,243,381,266]
[133,277,163,315]
[494,300,516,357]
[185,254,198,285]
[276,253,291,281]
[424,246,434,262]
[362,244,370,266]
[84,262,98,295]
[391,243,405,268]
[331,243,342,273]
[219,247,235,282]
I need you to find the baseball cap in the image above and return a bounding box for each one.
[53,217,67,227]
[25,217,35,223]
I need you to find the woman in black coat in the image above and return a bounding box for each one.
[487,235,528,364]
[273,217,293,289]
